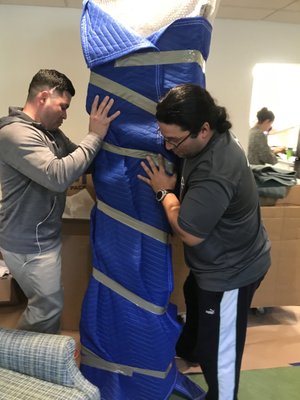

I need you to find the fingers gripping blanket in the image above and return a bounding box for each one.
[79,1,214,398]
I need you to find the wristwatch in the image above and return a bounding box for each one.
[156,189,174,202]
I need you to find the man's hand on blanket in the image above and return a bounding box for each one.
[89,95,121,140]
[138,154,177,193]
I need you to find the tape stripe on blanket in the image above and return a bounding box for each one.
[93,268,167,315]
[115,49,205,71]
[90,72,157,114]
[81,344,173,378]
[101,142,175,174]
[97,199,169,244]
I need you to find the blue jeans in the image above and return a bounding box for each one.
[0,244,63,333]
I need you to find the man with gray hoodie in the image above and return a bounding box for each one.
[0,69,120,333]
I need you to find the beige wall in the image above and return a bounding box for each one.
[206,19,300,150]
[1,5,300,150]
[0,5,89,144]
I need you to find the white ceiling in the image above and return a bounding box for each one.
[1,0,300,25]
[218,0,300,24]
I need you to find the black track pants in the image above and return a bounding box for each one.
[176,272,264,400]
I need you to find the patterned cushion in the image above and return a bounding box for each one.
[0,328,100,400]
[0,368,97,400]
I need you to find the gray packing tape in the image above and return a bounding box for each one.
[92,267,167,315]
[81,344,173,378]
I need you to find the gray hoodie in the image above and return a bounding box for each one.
[0,107,102,254]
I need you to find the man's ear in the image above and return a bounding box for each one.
[198,122,211,138]
[190,122,211,139]
[37,90,49,105]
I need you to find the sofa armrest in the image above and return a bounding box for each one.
[0,328,100,399]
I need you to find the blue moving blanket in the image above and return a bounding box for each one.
[79,1,212,398]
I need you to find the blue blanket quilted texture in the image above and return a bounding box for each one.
[79,1,212,399]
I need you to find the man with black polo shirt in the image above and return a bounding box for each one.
[138,83,271,400]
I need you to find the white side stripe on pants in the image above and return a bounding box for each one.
[218,289,238,400]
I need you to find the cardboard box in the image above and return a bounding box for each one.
[259,184,300,207]
[0,275,21,305]
[0,275,13,303]
[64,174,96,220]
[67,174,95,200]
[275,184,300,206]
[252,205,300,307]
[61,219,92,331]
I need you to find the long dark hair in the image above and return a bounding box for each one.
[156,84,232,137]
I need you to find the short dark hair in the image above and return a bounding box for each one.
[156,84,232,137]
[27,69,75,100]
[256,107,274,123]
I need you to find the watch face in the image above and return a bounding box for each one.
[156,190,164,202]
[156,189,173,202]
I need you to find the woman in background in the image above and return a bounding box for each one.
[248,107,285,165]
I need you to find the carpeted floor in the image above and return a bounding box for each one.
[170,366,300,399]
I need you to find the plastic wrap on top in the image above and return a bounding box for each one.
[93,0,220,36]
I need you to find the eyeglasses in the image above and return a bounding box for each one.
[158,130,192,149]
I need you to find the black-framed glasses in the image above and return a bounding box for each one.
[158,130,192,149]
